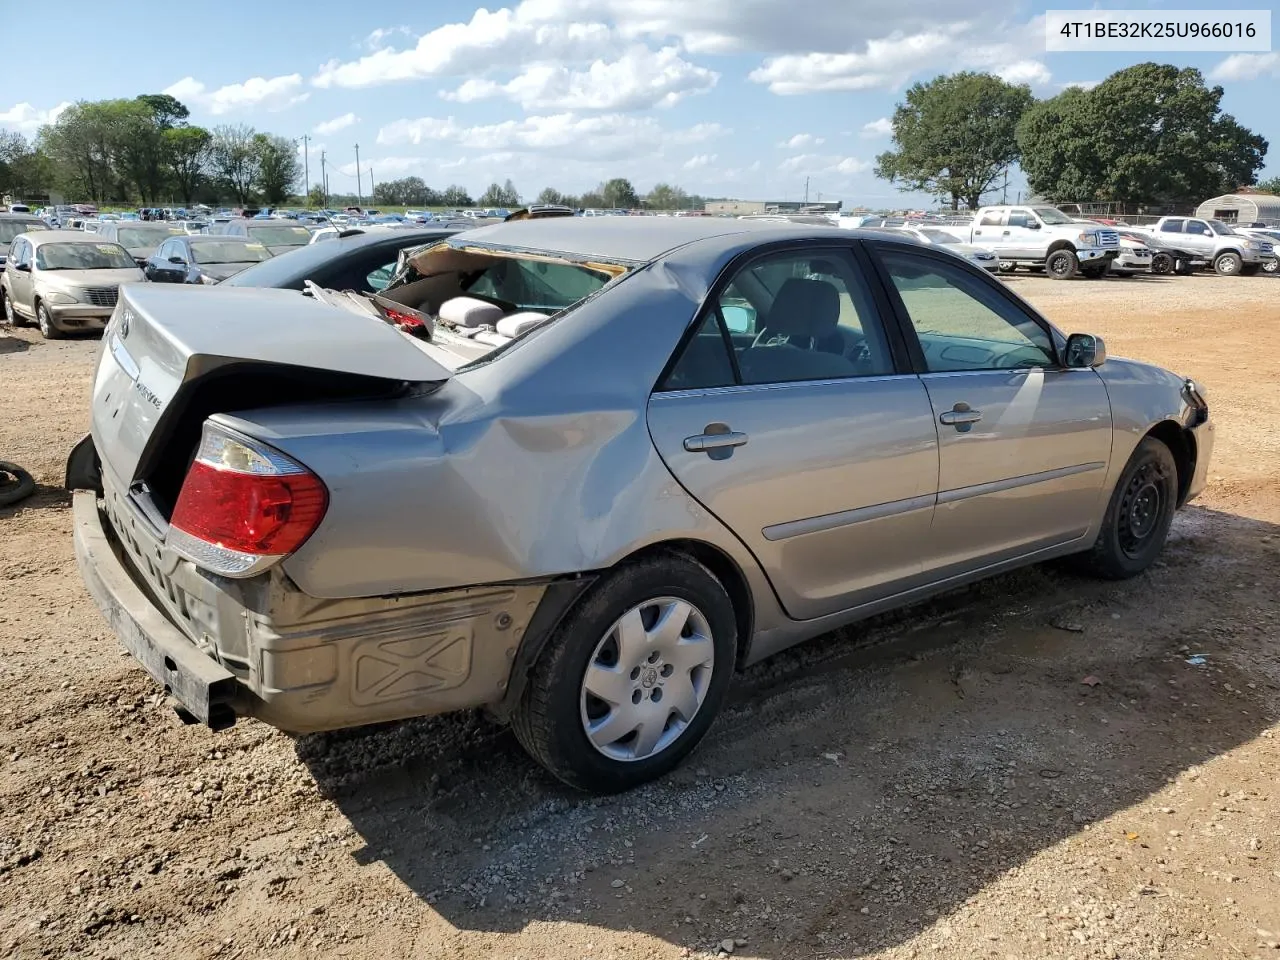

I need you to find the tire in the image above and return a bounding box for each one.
[36,301,63,340]
[1150,253,1174,275]
[0,461,36,507]
[2,289,27,327]
[1263,258,1279,275]
[1046,249,1079,280]
[511,553,737,793]
[997,261,1017,273]
[1240,263,1261,277]
[1214,252,1243,276]
[1072,437,1178,580]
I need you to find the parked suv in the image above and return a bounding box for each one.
[1136,217,1273,276]
[0,231,144,338]
[968,205,1120,279]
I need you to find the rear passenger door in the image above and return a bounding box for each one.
[647,244,940,621]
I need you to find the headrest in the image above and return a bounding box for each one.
[766,278,840,339]
[496,312,548,338]
[438,296,503,328]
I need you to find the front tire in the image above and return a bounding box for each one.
[512,554,737,793]
[36,302,64,340]
[1073,437,1178,580]
[1046,249,1079,280]
[1263,258,1279,275]
[1150,252,1174,275]
[1214,252,1243,276]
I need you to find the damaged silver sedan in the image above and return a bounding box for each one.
[68,218,1214,792]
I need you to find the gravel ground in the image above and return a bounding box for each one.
[1,271,1278,960]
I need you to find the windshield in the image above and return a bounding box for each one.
[191,240,272,264]
[248,225,312,246]
[1207,220,1237,236]
[919,229,962,244]
[0,221,47,244]
[461,257,614,313]
[1033,207,1075,225]
[118,225,181,249]
[35,242,135,270]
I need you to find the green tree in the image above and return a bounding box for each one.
[39,101,116,201]
[163,126,210,205]
[579,188,605,208]
[209,124,259,204]
[536,186,567,205]
[875,72,1034,210]
[441,184,472,207]
[478,181,505,206]
[307,183,327,207]
[600,177,638,209]
[1017,63,1268,205]
[136,93,189,129]
[646,182,689,210]
[1257,176,1280,195]
[252,134,301,205]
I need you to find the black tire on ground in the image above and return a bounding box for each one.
[0,461,36,507]
[1070,436,1178,580]
[2,289,27,327]
[511,553,738,793]
[1240,263,1261,277]
[1214,252,1243,276]
[1046,249,1079,280]
[36,302,63,340]
[1150,253,1174,275]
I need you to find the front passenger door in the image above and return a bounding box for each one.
[870,244,1113,576]
[7,239,34,315]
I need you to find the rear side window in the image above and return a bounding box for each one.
[979,211,1004,226]
[1160,219,1185,233]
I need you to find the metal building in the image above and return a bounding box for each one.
[1194,193,1280,225]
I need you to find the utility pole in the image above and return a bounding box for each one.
[804,176,810,204]
[300,134,310,204]
[1001,167,1009,205]
[319,151,327,208]
[368,167,374,202]
[354,144,362,205]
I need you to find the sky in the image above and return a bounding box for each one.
[1,0,1277,208]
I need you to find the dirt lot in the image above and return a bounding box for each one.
[2,272,1278,960]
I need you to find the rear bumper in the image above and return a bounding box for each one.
[72,490,241,728]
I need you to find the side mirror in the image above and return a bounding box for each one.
[720,304,755,334]
[1027,220,1041,230]
[1065,332,1107,368]
[14,262,30,272]
[168,255,187,265]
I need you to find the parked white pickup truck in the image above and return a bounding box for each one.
[1131,216,1275,276]
[969,205,1120,279]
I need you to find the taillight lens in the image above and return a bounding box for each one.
[167,422,328,577]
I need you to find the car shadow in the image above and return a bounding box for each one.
[0,333,31,355]
[295,505,1278,956]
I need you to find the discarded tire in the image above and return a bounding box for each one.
[0,461,35,506]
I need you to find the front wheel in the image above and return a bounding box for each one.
[512,554,737,793]
[36,302,64,340]
[1263,258,1279,275]
[1046,249,1079,280]
[997,260,1017,273]
[1071,437,1178,580]
[1214,252,1243,276]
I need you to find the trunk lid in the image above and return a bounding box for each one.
[91,283,454,502]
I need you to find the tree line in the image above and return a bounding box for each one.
[370,175,709,211]
[0,94,301,206]
[875,63,1272,210]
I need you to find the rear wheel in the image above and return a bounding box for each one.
[36,302,63,340]
[997,261,1017,273]
[1046,249,1079,280]
[1150,252,1174,275]
[1214,252,1243,276]
[511,554,737,793]
[1071,437,1178,580]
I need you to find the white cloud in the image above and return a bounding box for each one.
[777,133,824,149]
[779,153,870,176]
[1060,79,1099,91]
[860,117,892,138]
[365,25,412,49]
[164,74,309,115]
[1210,52,1279,82]
[749,17,1050,94]
[0,101,71,134]
[377,112,725,161]
[314,6,612,88]
[438,45,716,111]
[683,154,716,169]
[314,112,359,135]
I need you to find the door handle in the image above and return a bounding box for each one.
[1002,230,1011,236]
[939,403,982,432]
[684,431,749,453]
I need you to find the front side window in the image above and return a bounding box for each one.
[1007,209,1036,228]
[876,248,1055,372]
[659,247,896,390]
[1184,221,1210,236]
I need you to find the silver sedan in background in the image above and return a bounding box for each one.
[68,218,1213,792]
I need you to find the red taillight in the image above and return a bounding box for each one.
[384,307,425,330]
[167,423,328,577]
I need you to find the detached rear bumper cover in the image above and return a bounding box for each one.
[72,490,240,728]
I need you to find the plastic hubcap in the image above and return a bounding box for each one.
[580,597,714,762]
